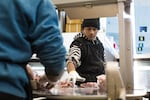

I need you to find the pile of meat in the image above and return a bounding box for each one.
[58,81,98,88]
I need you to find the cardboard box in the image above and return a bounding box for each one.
[66,23,81,32]
[66,16,82,24]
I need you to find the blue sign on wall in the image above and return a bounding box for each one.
[140,26,147,32]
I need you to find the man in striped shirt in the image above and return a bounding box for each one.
[66,18,106,88]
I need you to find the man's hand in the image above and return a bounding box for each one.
[97,74,106,91]
[67,71,85,85]
[30,74,57,90]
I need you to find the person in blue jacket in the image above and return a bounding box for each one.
[0,0,66,99]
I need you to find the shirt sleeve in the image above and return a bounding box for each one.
[29,0,66,76]
[66,45,81,68]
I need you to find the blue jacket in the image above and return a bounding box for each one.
[0,0,66,98]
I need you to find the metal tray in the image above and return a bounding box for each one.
[33,87,107,100]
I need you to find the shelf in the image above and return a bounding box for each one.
[52,0,130,19]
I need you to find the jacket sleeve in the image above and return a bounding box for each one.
[66,43,81,68]
[28,0,66,76]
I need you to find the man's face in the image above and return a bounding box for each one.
[82,27,98,40]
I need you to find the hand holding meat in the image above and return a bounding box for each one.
[37,75,58,89]
[97,74,106,91]
[67,70,85,84]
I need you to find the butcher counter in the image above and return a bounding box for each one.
[33,87,146,100]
